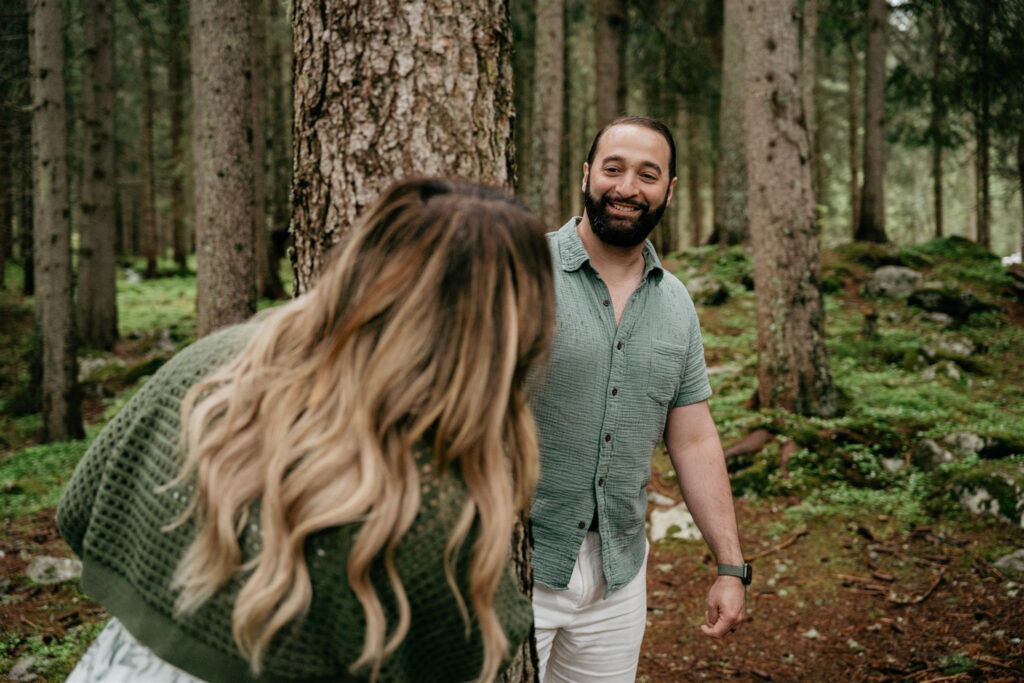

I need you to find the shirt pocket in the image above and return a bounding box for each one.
[645,338,687,406]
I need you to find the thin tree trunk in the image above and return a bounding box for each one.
[712,0,747,246]
[249,0,268,297]
[20,106,34,296]
[78,0,118,350]
[1017,123,1024,257]
[511,0,534,195]
[527,0,564,227]
[141,33,158,277]
[686,108,703,248]
[263,0,288,298]
[593,0,626,127]
[856,0,887,243]
[929,4,944,239]
[743,0,837,418]
[167,0,188,269]
[848,36,860,237]
[974,0,992,249]
[192,0,256,335]
[0,108,9,289]
[30,0,84,440]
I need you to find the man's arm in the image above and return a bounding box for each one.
[663,399,746,638]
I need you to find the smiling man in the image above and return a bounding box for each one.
[528,116,747,682]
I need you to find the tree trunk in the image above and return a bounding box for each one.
[526,0,564,227]
[167,0,188,269]
[847,36,860,236]
[291,2,534,679]
[1017,123,1024,257]
[686,108,703,248]
[929,5,944,239]
[20,98,34,296]
[855,0,887,243]
[77,0,117,350]
[30,0,84,440]
[192,0,256,336]
[511,0,534,194]
[263,0,288,298]
[0,106,9,289]
[140,33,158,277]
[801,0,819,203]
[712,0,747,246]
[974,1,992,249]
[290,0,516,291]
[249,0,269,298]
[742,0,837,418]
[593,0,626,127]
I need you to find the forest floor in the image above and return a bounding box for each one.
[2,241,1024,681]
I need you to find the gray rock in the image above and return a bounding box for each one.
[686,277,730,306]
[993,549,1024,574]
[864,266,924,298]
[917,311,955,328]
[922,360,961,381]
[881,458,906,474]
[26,556,82,584]
[911,439,956,469]
[949,465,1024,528]
[942,433,987,456]
[933,336,976,358]
[7,656,40,681]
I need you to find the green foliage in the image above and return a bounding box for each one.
[116,268,197,340]
[0,621,107,681]
[0,436,92,519]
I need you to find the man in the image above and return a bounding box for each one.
[529,116,747,682]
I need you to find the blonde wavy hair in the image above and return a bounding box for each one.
[167,178,554,681]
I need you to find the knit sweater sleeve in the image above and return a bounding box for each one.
[56,323,256,558]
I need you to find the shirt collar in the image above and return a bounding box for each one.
[553,217,664,281]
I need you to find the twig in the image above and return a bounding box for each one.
[889,568,945,605]
[746,526,808,561]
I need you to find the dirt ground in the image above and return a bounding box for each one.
[637,495,1024,682]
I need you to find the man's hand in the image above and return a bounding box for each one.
[700,576,746,638]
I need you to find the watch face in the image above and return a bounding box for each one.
[742,563,752,585]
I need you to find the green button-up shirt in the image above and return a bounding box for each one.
[529,218,712,592]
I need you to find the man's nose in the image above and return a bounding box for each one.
[616,172,640,198]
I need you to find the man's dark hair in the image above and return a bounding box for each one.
[585,115,677,181]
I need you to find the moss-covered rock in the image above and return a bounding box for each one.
[946,462,1024,528]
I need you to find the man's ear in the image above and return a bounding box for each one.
[666,176,678,206]
[581,163,589,193]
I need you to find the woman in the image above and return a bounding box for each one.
[58,177,555,682]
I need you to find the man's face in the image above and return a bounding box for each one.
[583,124,676,248]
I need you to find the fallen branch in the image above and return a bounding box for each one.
[746,526,808,561]
[888,568,945,606]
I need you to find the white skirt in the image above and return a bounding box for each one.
[66,618,206,683]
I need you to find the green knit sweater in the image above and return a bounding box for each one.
[56,323,532,682]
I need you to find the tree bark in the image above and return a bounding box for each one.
[855,0,888,243]
[742,0,837,418]
[249,0,269,297]
[291,3,534,679]
[192,0,256,336]
[686,108,703,248]
[712,0,747,246]
[510,0,534,194]
[593,0,626,127]
[290,0,516,292]
[973,0,992,249]
[526,0,564,227]
[30,0,84,440]
[800,0,821,204]
[847,36,859,236]
[167,0,189,269]
[263,0,288,298]
[1018,123,1024,257]
[78,0,118,350]
[929,4,944,238]
[140,32,158,277]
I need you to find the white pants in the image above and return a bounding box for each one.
[533,531,648,682]
[66,618,205,683]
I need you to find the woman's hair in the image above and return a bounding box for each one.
[168,177,555,681]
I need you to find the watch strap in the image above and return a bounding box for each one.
[717,562,752,585]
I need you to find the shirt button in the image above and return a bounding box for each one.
[603,299,610,307]
[611,387,618,396]
[605,433,611,442]
[617,341,623,350]
[578,521,586,529]
[598,478,604,486]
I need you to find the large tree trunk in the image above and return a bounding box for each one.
[30,0,84,440]
[77,0,117,350]
[712,0,747,246]
[593,0,626,127]
[290,0,516,291]
[192,0,256,336]
[167,0,188,269]
[291,3,534,679]
[929,5,944,239]
[855,0,888,243]
[140,32,158,277]
[742,0,837,418]
[526,0,564,227]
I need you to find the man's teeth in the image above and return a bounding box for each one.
[611,202,640,211]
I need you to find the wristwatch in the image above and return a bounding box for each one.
[717,562,753,585]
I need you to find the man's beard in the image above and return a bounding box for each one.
[583,179,669,248]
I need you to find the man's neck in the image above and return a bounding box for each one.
[576,214,647,286]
